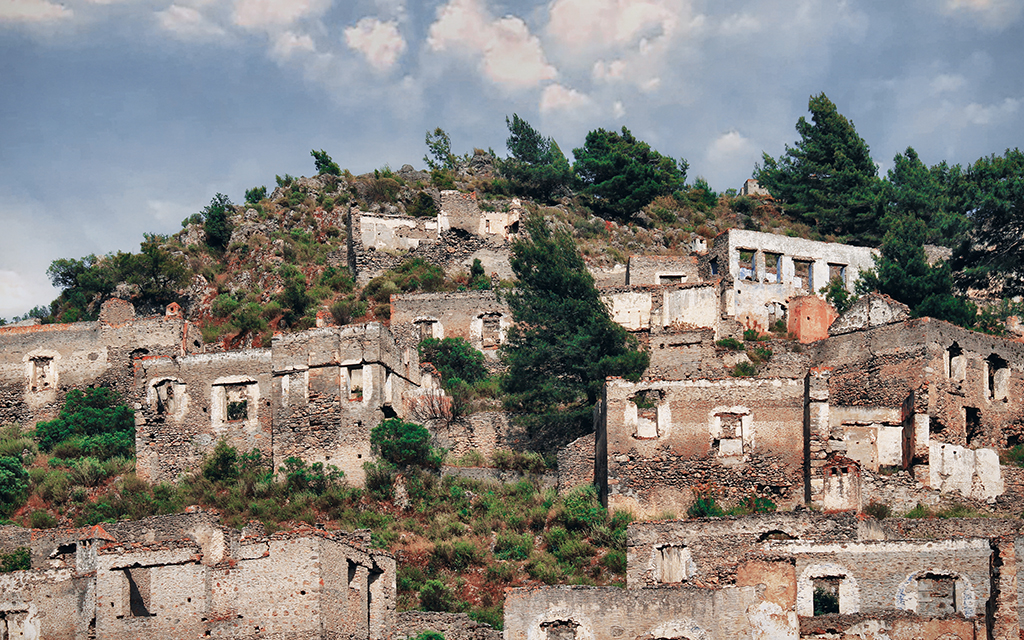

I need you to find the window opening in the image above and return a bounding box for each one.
[30,356,54,392]
[917,573,957,616]
[658,274,686,284]
[227,400,248,422]
[154,380,178,416]
[656,544,693,583]
[416,320,436,342]
[947,343,965,380]
[812,577,841,615]
[630,390,662,439]
[764,252,781,283]
[481,313,501,348]
[709,258,719,275]
[987,354,1009,401]
[738,249,756,280]
[827,263,847,287]
[348,367,364,401]
[122,567,154,617]
[793,260,813,290]
[965,407,982,446]
[541,620,579,640]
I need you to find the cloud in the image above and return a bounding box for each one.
[233,0,330,30]
[344,17,405,70]
[612,101,626,118]
[942,0,1023,27]
[427,0,557,88]
[964,97,1021,125]
[272,30,315,58]
[0,0,72,22]
[0,270,57,319]
[539,83,591,112]
[592,59,627,82]
[157,5,226,39]
[548,0,692,51]
[930,73,966,95]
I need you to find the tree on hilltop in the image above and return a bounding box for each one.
[572,126,687,220]
[951,148,1024,298]
[754,93,880,244]
[497,114,574,202]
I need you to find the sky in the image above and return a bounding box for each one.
[1,0,1023,319]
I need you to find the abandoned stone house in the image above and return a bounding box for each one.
[594,292,1024,518]
[0,300,427,486]
[505,512,1022,640]
[389,290,513,362]
[347,191,521,286]
[0,512,395,640]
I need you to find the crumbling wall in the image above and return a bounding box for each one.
[135,349,273,483]
[625,254,701,285]
[426,411,524,460]
[558,432,595,495]
[645,327,715,379]
[271,324,420,485]
[715,229,877,332]
[390,290,511,358]
[2,515,395,640]
[503,584,768,640]
[394,611,500,640]
[789,295,839,344]
[601,377,807,516]
[0,300,192,426]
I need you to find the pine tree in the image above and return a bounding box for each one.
[501,214,648,441]
[755,93,880,244]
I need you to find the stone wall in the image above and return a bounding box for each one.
[394,611,500,640]
[503,584,768,640]
[390,290,511,359]
[0,515,395,640]
[427,411,525,460]
[813,317,1024,451]
[710,229,877,332]
[598,282,721,335]
[600,377,807,516]
[625,254,701,285]
[270,324,421,485]
[0,300,195,426]
[645,327,716,380]
[134,349,273,482]
[557,432,595,494]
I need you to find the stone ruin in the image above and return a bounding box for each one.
[0,512,395,639]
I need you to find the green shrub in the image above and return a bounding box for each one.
[0,425,36,462]
[407,192,438,217]
[363,460,396,500]
[244,185,267,204]
[0,457,29,515]
[486,562,517,582]
[212,294,240,318]
[370,418,440,468]
[863,501,891,520]
[904,503,931,518]
[69,457,107,487]
[731,361,756,377]
[468,605,503,630]
[743,328,760,341]
[715,337,744,350]
[35,387,134,458]
[432,540,484,571]
[558,485,606,532]
[329,296,367,326]
[311,149,341,176]
[320,266,354,293]
[412,632,445,640]
[687,486,724,518]
[601,549,626,574]
[280,457,343,496]
[419,579,457,612]
[203,439,239,483]
[525,551,560,584]
[0,547,30,572]
[29,509,57,529]
[494,532,533,560]
[232,303,267,334]
[418,337,487,385]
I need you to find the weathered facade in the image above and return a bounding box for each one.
[506,512,1023,640]
[0,514,395,640]
[389,290,512,359]
[706,229,877,332]
[0,302,426,487]
[597,376,808,515]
